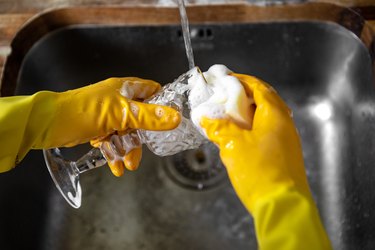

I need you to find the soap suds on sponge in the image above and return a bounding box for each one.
[188,64,254,132]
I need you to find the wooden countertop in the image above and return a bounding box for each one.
[0,1,374,96]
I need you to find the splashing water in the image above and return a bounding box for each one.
[178,0,195,69]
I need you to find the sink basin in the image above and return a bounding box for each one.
[1,5,375,250]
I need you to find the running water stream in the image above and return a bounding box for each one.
[177,0,195,69]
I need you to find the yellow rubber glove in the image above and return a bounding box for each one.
[90,130,143,176]
[200,73,332,250]
[0,77,180,175]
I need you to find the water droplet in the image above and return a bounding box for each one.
[155,107,165,118]
[130,102,139,117]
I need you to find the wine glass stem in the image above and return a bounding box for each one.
[74,148,107,174]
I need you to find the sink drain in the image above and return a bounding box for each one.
[163,143,226,190]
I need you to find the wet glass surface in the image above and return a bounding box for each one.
[0,22,374,249]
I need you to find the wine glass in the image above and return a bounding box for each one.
[44,67,208,208]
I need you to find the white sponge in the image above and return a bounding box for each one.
[188,64,254,132]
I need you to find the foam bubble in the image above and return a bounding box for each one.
[155,106,165,118]
[188,64,254,134]
[130,102,139,117]
[120,81,135,99]
[132,80,151,99]
[121,80,153,100]
[191,102,227,136]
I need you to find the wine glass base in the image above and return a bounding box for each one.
[43,148,82,208]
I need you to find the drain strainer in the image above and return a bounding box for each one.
[163,143,227,190]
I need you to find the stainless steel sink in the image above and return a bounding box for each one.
[1,17,375,250]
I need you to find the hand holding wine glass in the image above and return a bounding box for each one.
[44,67,209,208]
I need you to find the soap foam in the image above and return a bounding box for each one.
[188,64,254,134]
[120,80,151,100]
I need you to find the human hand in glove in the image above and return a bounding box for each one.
[0,78,180,175]
[197,72,332,250]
